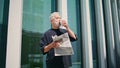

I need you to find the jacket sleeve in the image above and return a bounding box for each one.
[40,34,48,55]
[69,34,78,42]
[60,29,78,42]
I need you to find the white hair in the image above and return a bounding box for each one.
[49,12,59,21]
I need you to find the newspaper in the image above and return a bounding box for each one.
[52,33,74,56]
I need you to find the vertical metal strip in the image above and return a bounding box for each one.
[80,0,93,68]
[58,0,68,22]
[94,0,107,68]
[6,0,22,68]
[103,0,116,68]
[110,0,120,68]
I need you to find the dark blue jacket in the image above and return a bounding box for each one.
[40,28,77,68]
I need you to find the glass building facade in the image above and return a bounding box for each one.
[1,0,120,68]
[0,0,9,68]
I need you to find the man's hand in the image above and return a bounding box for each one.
[44,41,61,53]
[61,20,69,29]
[61,19,77,40]
[53,41,61,48]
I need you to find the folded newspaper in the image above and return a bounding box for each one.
[52,33,74,56]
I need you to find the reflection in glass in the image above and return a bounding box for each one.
[21,0,51,68]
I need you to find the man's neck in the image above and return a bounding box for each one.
[52,26,59,29]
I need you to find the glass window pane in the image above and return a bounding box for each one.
[67,0,82,68]
[21,0,51,68]
[0,0,4,67]
[0,0,9,68]
[0,0,4,24]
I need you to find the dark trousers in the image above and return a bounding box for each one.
[46,56,68,68]
[46,59,65,68]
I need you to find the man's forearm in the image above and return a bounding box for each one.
[44,42,55,53]
[66,27,76,40]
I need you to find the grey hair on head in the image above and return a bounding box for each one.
[49,12,59,21]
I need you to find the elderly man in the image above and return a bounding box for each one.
[40,12,77,68]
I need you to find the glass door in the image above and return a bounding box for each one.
[21,0,51,68]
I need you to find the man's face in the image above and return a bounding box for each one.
[51,14,61,28]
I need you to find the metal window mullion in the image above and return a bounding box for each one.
[6,0,22,68]
[103,0,116,68]
[94,0,107,68]
[81,0,93,68]
[58,0,68,22]
[110,0,120,68]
